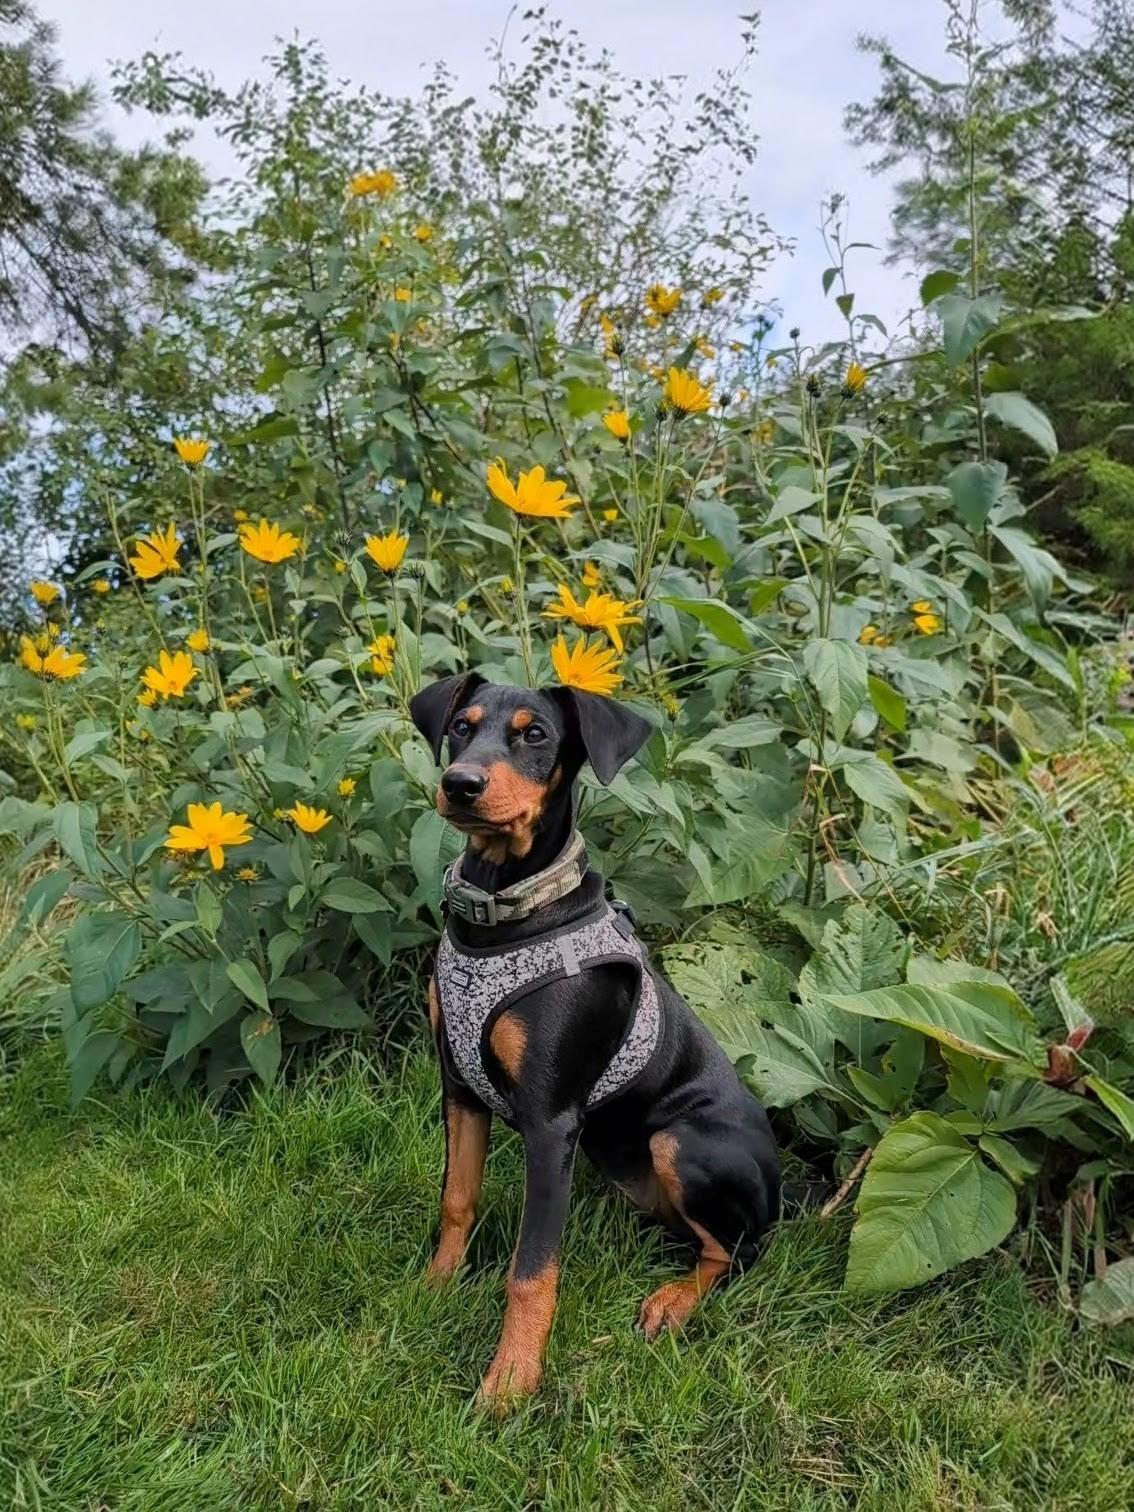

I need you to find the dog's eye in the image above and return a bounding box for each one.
[450,716,471,739]
[523,724,547,744]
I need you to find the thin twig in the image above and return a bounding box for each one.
[819,1147,873,1220]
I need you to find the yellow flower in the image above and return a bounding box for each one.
[237,866,261,882]
[30,580,60,606]
[859,624,878,646]
[138,688,158,708]
[602,507,619,523]
[581,561,602,589]
[500,576,514,594]
[844,361,868,395]
[239,519,302,564]
[486,458,580,520]
[348,169,398,198]
[661,691,681,719]
[430,488,443,505]
[165,801,253,871]
[701,287,724,306]
[550,634,623,697]
[287,802,332,835]
[694,337,716,360]
[603,409,631,441]
[755,420,775,446]
[18,635,85,680]
[17,712,38,731]
[456,599,469,614]
[365,530,409,574]
[92,578,111,594]
[911,600,933,614]
[129,522,181,580]
[337,777,357,797]
[141,649,199,701]
[664,367,713,416]
[233,508,249,523]
[599,311,624,359]
[186,628,211,653]
[644,313,661,330]
[413,223,434,242]
[174,436,210,466]
[226,684,254,709]
[333,558,348,574]
[369,634,396,676]
[393,287,412,302]
[874,634,893,648]
[543,584,642,653]
[645,283,682,318]
[914,613,942,635]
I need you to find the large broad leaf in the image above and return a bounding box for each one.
[52,801,103,878]
[227,958,270,1012]
[990,525,1066,616]
[66,1030,123,1107]
[938,291,1002,365]
[846,1111,1017,1292]
[321,877,391,914]
[240,1011,282,1086]
[920,269,961,307]
[947,459,1007,531]
[1084,1075,1134,1141]
[409,809,463,922]
[803,639,868,741]
[65,911,142,1013]
[821,976,1046,1069]
[839,752,910,819]
[661,597,751,653]
[1080,1258,1134,1327]
[984,392,1058,457]
[799,906,906,1058]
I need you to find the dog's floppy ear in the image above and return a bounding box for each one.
[550,688,653,785]
[409,672,486,763]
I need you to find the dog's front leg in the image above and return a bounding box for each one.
[477,1113,580,1409]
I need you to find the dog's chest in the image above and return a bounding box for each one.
[434,906,660,1117]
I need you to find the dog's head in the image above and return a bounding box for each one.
[409,673,652,858]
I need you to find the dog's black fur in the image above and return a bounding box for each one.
[410,672,781,1405]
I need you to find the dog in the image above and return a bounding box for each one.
[410,672,781,1406]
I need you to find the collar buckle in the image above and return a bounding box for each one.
[446,883,499,926]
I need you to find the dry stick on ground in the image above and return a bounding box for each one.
[820,1147,873,1220]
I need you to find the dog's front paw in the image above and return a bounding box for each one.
[637,1280,699,1340]
[476,1350,542,1411]
[423,1253,461,1287]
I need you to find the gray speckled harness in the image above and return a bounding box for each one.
[434,903,661,1118]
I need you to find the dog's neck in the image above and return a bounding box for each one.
[458,781,575,896]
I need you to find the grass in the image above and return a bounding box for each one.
[2,1049,1134,1512]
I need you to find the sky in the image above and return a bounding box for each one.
[44,0,951,343]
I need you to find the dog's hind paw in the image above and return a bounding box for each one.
[476,1351,542,1411]
[636,1280,699,1340]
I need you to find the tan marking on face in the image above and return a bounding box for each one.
[509,708,534,731]
[478,1258,559,1407]
[462,704,485,725]
[478,761,552,857]
[489,1012,526,1080]
[426,1102,491,1284]
[638,1130,731,1339]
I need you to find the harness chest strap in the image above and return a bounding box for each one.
[434,905,661,1117]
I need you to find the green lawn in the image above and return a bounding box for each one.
[2,1049,1133,1512]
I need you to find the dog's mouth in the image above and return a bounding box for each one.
[436,795,524,833]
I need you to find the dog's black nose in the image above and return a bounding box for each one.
[441,767,488,805]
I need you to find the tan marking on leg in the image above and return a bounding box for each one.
[477,1259,559,1408]
[426,1103,490,1284]
[427,976,440,1037]
[638,1130,731,1339]
[489,1011,526,1080]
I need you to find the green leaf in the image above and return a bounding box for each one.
[1084,1075,1134,1142]
[564,379,612,417]
[947,459,1007,530]
[920,269,960,307]
[686,715,782,752]
[661,597,751,653]
[409,808,463,921]
[52,801,103,877]
[66,911,142,1013]
[287,997,372,1029]
[989,526,1066,616]
[821,266,839,295]
[67,1030,122,1107]
[799,905,906,1058]
[240,1011,282,1086]
[765,486,819,524]
[835,292,854,319]
[938,292,1002,365]
[1080,1258,1134,1326]
[321,877,391,913]
[984,391,1058,457]
[227,958,270,1012]
[822,978,1046,1068]
[978,1134,1039,1185]
[841,753,909,818]
[803,639,868,741]
[63,729,111,764]
[846,1111,1017,1292]
[867,675,906,732]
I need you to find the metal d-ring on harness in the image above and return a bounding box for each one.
[434,833,661,1118]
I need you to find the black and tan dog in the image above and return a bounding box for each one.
[410,672,780,1406]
